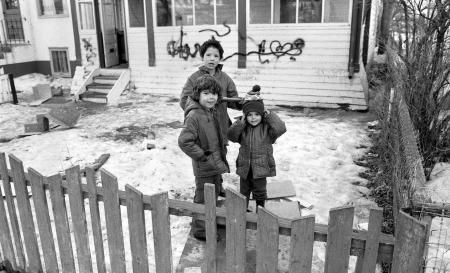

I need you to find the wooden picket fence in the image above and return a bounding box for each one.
[0,152,428,273]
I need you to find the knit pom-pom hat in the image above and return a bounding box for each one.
[243,86,264,116]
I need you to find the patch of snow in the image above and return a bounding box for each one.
[0,75,384,272]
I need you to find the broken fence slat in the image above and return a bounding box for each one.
[9,154,43,273]
[0,164,15,270]
[204,184,217,273]
[86,167,106,273]
[361,208,383,273]
[0,153,21,269]
[126,184,150,273]
[48,174,76,273]
[256,207,279,273]
[28,168,58,273]
[289,215,315,273]
[225,189,247,273]
[391,211,428,273]
[150,191,173,273]
[324,206,354,273]
[102,169,126,273]
[66,166,93,273]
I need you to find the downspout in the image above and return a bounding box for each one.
[237,0,246,68]
[348,0,364,79]
[93,0,105,68]
[69,0,82,70]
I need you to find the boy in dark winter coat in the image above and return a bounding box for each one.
[180,38,242,197]
[178,74,229,240]
[227,94,286,210]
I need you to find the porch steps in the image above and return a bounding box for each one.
[80,74,120,104]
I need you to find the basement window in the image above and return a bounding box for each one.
[49,48,71,76]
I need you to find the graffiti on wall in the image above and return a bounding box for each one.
[82,38,97,66]
[223,38,305,64]
[167,23,230,60]
[166,22,305,64]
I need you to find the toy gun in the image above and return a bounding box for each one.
[221,85,261,102]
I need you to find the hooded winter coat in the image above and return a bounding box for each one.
[178,100,230,178]
[227,111,286,179]
[180,65,242,144]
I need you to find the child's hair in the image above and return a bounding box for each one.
[192,74,223,102]
[200,38,224,59]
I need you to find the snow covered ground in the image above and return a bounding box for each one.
[1,73,448,272]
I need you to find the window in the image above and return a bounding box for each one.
[2,0,25,43]
[5,0,19,9]
[128,0,145,27]
[250,0,348,24]
[37,0,68,17]
[156,0,236,27]
[78,2,95,30]
[50,48,71,76]
[323,0,349,23]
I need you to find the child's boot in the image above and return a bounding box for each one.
[256,199,265,212]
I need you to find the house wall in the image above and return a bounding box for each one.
[127,0,367,110]
[0,0,78,76]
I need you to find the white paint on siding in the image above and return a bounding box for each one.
[125,10,366,109]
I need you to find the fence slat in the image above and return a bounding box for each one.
[28,168,58,273]
[150,191,173,273]
[0,163,15,271]
[256,207,279,273]
[391,211,427,273]
[0,153,24,269]
[8,154,42,272]
[86,167,106,273]
[361,207,383,273]
[289,215,315,273]
[101,169,126,273]
[66,166,93,273]
[204,184,217,273]
[126,184,149,273]
[48,173,76,273]
[324,206,354,273]
[225,188,247,273]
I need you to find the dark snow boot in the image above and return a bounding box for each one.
[256,199,265,212]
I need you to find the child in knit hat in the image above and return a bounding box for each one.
[227,90,287,211]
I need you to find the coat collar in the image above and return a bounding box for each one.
[199,64,224,74]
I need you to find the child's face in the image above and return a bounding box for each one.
[202,47,221,71]
[246,112,262,126]
[199,90,218,109]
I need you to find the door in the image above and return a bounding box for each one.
[100,0,119,67]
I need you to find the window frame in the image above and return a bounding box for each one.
[77,0,96,32]
[154,0,238,27]
[49,47,71,77]
[36,0,70,19]
[247,0,352,25]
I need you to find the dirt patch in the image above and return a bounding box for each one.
[97,125,150,143]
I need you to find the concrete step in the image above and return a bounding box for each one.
[86,83,114,94]
[80,91,107,104]
[93,75,120,85]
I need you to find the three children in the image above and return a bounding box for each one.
[178,39,286,241]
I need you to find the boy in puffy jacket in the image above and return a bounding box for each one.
[227,93,286,211]
[178,74,229,241]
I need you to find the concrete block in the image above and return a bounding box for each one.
[32,83,52,101]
